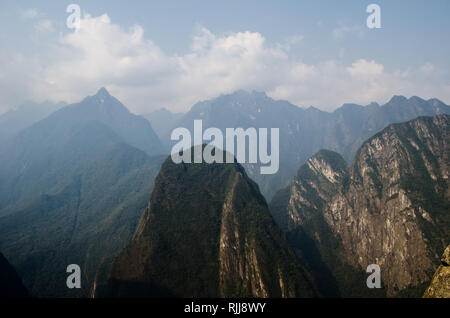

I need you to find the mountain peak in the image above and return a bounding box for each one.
[305,105,321,112]
[95,87,111,98]
[409,96,425,102]
[387,95,408,104]
[80,87,121,110]
[105,148,318,297]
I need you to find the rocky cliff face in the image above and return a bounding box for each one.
[270,115,449,297]
[105,148,318,297]
[423,245,450,298]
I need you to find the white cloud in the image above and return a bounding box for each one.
[1,12,449,115]
[347,59,384,78]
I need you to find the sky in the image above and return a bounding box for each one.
[0,0,449,114]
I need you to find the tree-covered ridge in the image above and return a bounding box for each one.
[106,148,318,298]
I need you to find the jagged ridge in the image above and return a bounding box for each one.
[270,114,449,297]
[105,147,318,297]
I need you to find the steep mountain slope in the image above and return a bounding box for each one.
[166,91,449,199]
[0,136,164,297]
[30,87,163,157]
[0,100,65,143]
[0,252,29,298]
[0,88,163,216]
[0,89,166,297]
[423,245,450,298]
[105,148,318,298]
[270,115,449,297]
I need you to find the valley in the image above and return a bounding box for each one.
[0,89,448,298]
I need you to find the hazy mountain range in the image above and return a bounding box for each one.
[155,91,449,199]
[0,100,66,144]
[0,88,165,297]
[0,88,448,298]
[143,108,183,150]
[0,88,163,216]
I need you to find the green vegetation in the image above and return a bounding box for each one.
[106,149,318,298]
[0,132,164,297]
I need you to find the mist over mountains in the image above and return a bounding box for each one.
[1,0,449,303]
[154,90,449,198]
[0,88,164,215]
[0,100,66,144]
[0,88,165,297]
[0,87,448,298]
[143,108,183,151]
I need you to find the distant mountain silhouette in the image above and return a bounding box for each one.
[165,91,450,198]
[38,87,164,156]
[0,88,164,215]
[0,89,166,297]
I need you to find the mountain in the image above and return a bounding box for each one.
[0,252,29,298]
[0,88,164,216]
[165,91,450,199]
[269,114,449,297]
[167,91,309,199]
[34,87,164,157]
[347,96,450,157]
[0,137,164,297]
[104,147,318,298]
[0,88,167,297]
[0,100,65,144]
[423,245,450,298]
[143,108,184,147]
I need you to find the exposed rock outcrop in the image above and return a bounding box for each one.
[423,245,450,298]
[105,148,318,297]
[270,115,449,297]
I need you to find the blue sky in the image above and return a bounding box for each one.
[0,0,449,114]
